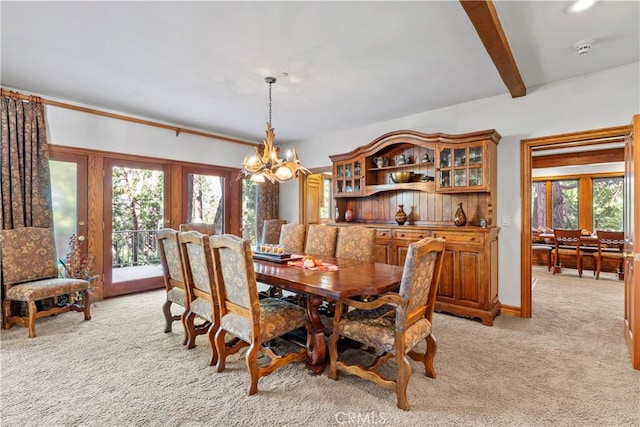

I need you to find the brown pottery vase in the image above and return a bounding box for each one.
[395,205,408,225]
[345,208,354,222]
[454,202,467,226]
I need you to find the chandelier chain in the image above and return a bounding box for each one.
[268,81,272,124]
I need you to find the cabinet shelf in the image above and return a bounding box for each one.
[369,162,433,172]
[363,182,435,196]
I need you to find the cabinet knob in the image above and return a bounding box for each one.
[400,234,405,237]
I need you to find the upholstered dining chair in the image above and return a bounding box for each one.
[305,224,338,257]
[335,225,377,262]
[178,231,220,365]
[328,237,445,410]
[551,229,585,277]
[260,219,286,245]
[157,229,189,343]
[0,227,91,338]
[179,222,216,235]
[210,234,310,395]
[279,223,306,254]
[595,230,624,280]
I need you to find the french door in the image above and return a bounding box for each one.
[103,158,170,297]
[49,152,88,261]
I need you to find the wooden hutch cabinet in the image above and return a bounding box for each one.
[329,129,501,326]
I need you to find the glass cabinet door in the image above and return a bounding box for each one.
[454,148,466,167]
[469,146,482,165]
[469,167,482,187]
[439,148,451,168]
[439,170,451,188]
[454,169,467,187]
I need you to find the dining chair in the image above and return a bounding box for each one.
[335,225,377,262]
[552,229,585,277]
[260,219,286,245]
[328,237,445,410]
[305,224,338,257]
[157,229,190,343]
[178,230,220,365]
[210,234,309,395]
[0,227,91,338]
[179,222,216,235]
[279,223,306,254]
[595,230,624,280]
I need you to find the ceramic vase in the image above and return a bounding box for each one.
[454,202,467,226]
[345,208,354,223]
[395,205,408,225]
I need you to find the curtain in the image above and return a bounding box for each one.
[0,94,53,230]
[256,181,279,244]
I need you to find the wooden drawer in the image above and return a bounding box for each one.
[393,230,432,241]
[375,228,392,240]
[433,231,484,246]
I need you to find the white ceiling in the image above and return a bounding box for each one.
[1,1,638,144]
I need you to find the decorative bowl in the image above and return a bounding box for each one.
[390,171,414,183]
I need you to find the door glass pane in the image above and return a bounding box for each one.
[439,148,451,168]
[551,179,578,229]
[186,173,225,234]
[532,181,547,230]
[469,168,482,186]
[592,177,623,231]
[439,170,451,188]
[320,176,332,220]
[111,167,164,283]
[454,148,466,167]
[50,160,77,260]
[469,147,482,165]
[454,169,467,187]
[242,179,258,245]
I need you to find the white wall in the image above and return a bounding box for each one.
[281,62,639,307]
[44,98,254,168]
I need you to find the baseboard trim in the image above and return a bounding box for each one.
[500,305,522,317]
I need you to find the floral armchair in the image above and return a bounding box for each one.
[260,219,286,245]
[179,222,217,235]
[335,225,377,262]
[328,237,445,410]
[157,229,190,343]
[0,227,91,338]
[210,234,309,395]
[279,223,306,254]
[305,225,338,257]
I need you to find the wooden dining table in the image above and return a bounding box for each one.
[253,256,404,375]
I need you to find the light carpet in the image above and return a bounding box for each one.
[1,267,638,426]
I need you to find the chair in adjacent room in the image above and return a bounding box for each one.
[551,229,584,277]
[335,225,377,262]
[327,237,445,410]
[260,219,286,245]
[595,230,624,280]
[210,234,309,395]
[279,223,306,254]
[157,229,190,343]
[0,227,91,338]
[178,230,220,365]
[304,224,338,257]
[179,222,217,235]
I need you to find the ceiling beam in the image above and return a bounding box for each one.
[460,0,527,98]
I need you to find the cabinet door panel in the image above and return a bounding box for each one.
[459,251,480,304]
[437,249,456,300]
[375,240,391,264]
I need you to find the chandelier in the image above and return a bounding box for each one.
[240,77,309,183]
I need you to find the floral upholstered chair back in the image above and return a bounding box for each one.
[279,223,306,254]
[179,222,217,236]
[260,219,286,245]
[179,231,219,323]
[1,227,58,286]
[395,237,445,331]
[209,234,259,324]
[335,226,376,262]
[305,225,338,257]
[157,229,185,293]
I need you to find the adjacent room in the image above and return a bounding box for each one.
[1,1,639,426]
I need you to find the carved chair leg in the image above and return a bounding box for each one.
[184,311,198,349]
[327,327,340,380]
[395,353,412,410]
[207,323,218,366]
[214,328,228,373]
[28,301,37,338]
[2,299,13,330]
[162,300,173,333]
[425,334,437,379]
[246,341,261,396]
[82,290,91,321]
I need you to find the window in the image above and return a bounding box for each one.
[592,177,623,231]
[551,179,578,229]
[320,175,332,220]
[242,179,258,245]
[533,173,623,232]
[185,173,225,234]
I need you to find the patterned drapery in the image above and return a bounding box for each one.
[1,94,53,230]
[256,181,279,244]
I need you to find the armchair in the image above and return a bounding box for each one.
[0,227,91,338]
[328,237,445,410]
